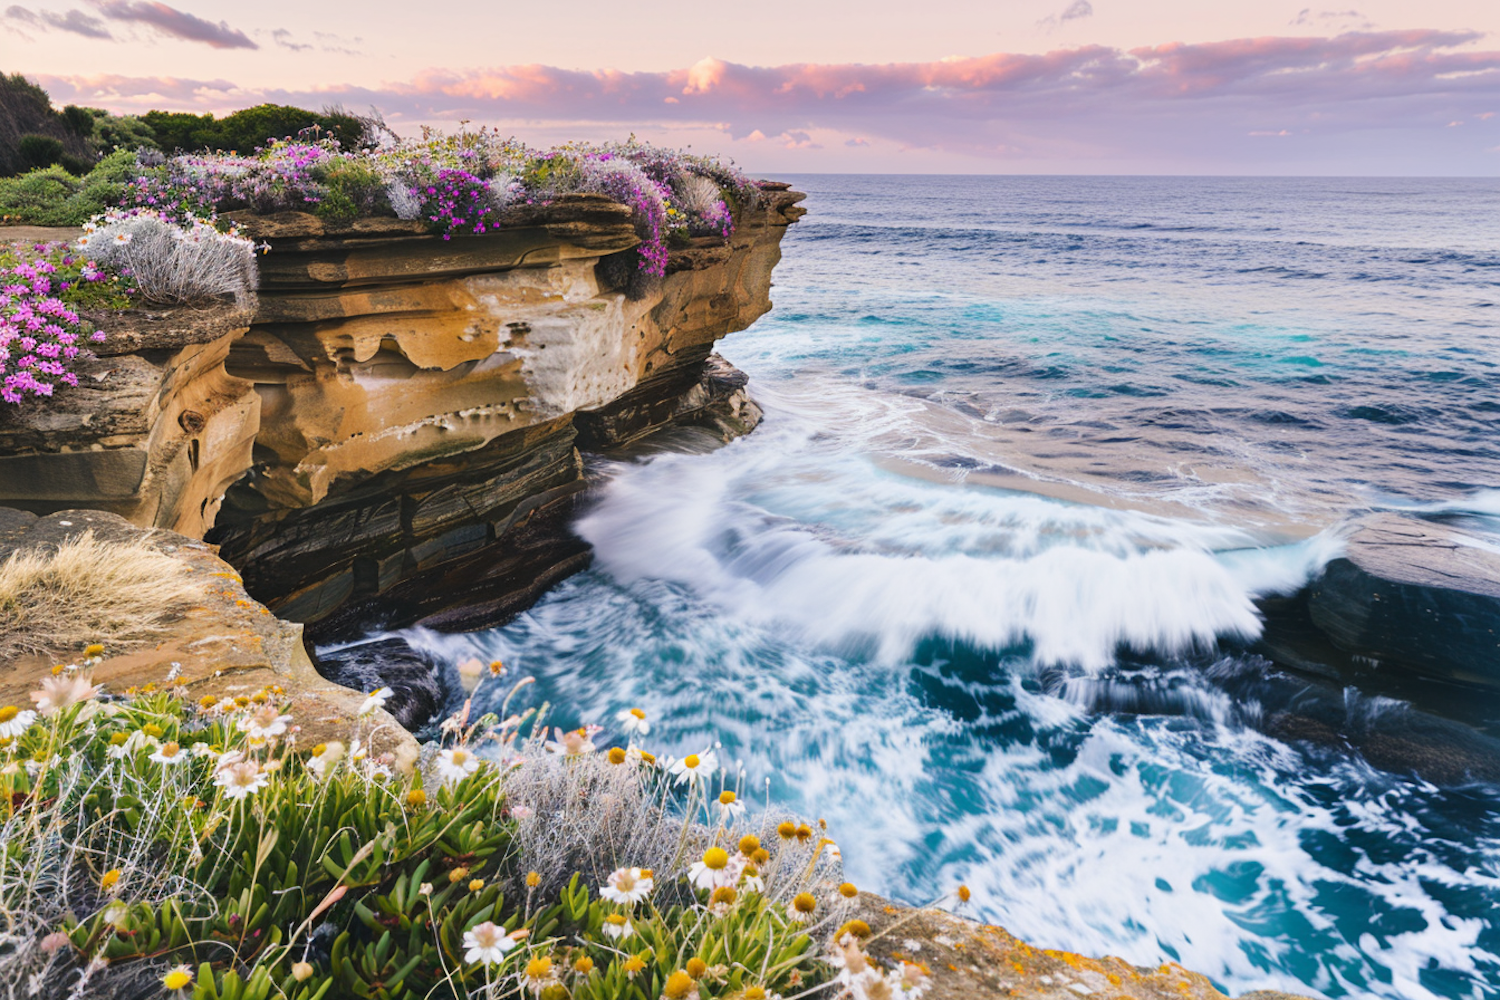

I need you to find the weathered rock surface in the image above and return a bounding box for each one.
[205,187,804,636]
[1307,513,1500,687]
[0,508,414,755]
[0,302,260,538]
[853,895,1312,1000]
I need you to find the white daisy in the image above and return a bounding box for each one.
[668,749,717,785]
[106,729,157,760]
[29,674,98,717]
[149,741,189,765]
[716,790,745,821]
[359,687,392,717]
[0,706,36,739]
[601,867,654,905]
[214,760,269,800]
[615,707,649,736]
[238,704,292,740]
[602,913,633,940]
[461,921,516,966]
[436,746,480,784]
[544,726,596,756]
[688,847,736,891]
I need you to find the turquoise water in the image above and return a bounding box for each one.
[400,177,1500,999]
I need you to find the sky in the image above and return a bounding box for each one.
[5,0,1499,173]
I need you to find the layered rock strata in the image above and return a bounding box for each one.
[200,188,804,638]
[0,303,260,538]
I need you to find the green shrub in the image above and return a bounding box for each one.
[0,149,139,226]
[143,104,363,155]
[60,104,94,137]
[17,134,63,171]
[89,109,159,155]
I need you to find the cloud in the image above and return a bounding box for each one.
[4,4,112,38]
[1290,8,1374,30]
[1038,0,1093,30]
[270,27,309,52]
[91,0,256,48]
[36,29,1500,169]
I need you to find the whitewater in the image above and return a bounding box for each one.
[394,175,1500,1000]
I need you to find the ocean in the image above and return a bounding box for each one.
[398,175,1500,999]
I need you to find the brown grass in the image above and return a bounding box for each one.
[0,530,204,661]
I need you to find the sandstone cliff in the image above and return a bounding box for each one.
[0,184,805,639]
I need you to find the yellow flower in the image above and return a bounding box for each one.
[406,788,427,807]
[573,955,594,974]
[623,954,647,978]
[663,970,695,999]
[84,644,105,658]
[448,866,470,884]
[792,892,816,915]
[526,871,541,889]
[738,835,761,856]
[836,919,872,941]
[607,747,627,765]
[776,821,796,840]
[524,955,553,981]
[291,961,314,982]
[198,695,217,711]
[957,884,971,903]
[142,723,163,739]
[794,823,813,843]
[685,956,708,979]
[162,964,192,991]
[840,882,858,898]
[100,869,121,892]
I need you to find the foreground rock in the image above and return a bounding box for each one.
[855,896,1312,1000]
[0,508,415,754]
[1306,513,1500,688]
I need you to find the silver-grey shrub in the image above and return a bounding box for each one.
[77,212,259,309]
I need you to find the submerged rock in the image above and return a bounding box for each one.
[313,638,444,730]
[1306,513,1500,688]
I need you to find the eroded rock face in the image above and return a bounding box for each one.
[0,303,260,538]
[1307,513,1500,687]
[206,188,805,636]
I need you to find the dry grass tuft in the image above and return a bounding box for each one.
[0,530,203,661]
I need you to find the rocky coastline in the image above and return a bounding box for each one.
[4,179,1491,1000]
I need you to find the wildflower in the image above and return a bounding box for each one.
[149,741,188,765]
[291,962,314,982]
[142,723,163,739]
[100,869,121,893]
[622,953,647,977]
[83,643,105,658]
[738,835,761,856]
[523,955,555,993]
[572,955,594,975]
[835,919,871,941]
[239,704,291,740]
[685,957,709,979]
[436,746,480,784]
[629,747,657,766]
[197,695,218,713]
[489,659,504,676]
[669,749,717,785]
[740,864,764,893]
[30,673,99,716]
[107,729,156,759]
[840,882,859,899]
[603,913,633,940]
[358,687,392,716]
[689,847,734,891]
[406,788,427,807]
[544,726,596,756]
[0,706,36,739]
[795,824,813,843]
[957,884,971,903]
[616,707,649,735]
[469,878,485,892]
[448,866,470,884]
[162,964,192,992]
[776,821,797,840]
[602,867,653,905]
[457,657,484,691]
[526,871,541,889]
[663,970,696,999]
[717,789,745,820]
[709,885,738,914]
[752,848,770,865]
[462,921,517,965]
[607,747,627,765]
[789,893,817,922]
[214,760,269,800]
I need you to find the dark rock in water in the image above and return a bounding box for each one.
[313,638,444,730]
[1307,513,1500,688]
[575,351,764,450]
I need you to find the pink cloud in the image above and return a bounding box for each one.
[35,29,1500,169]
